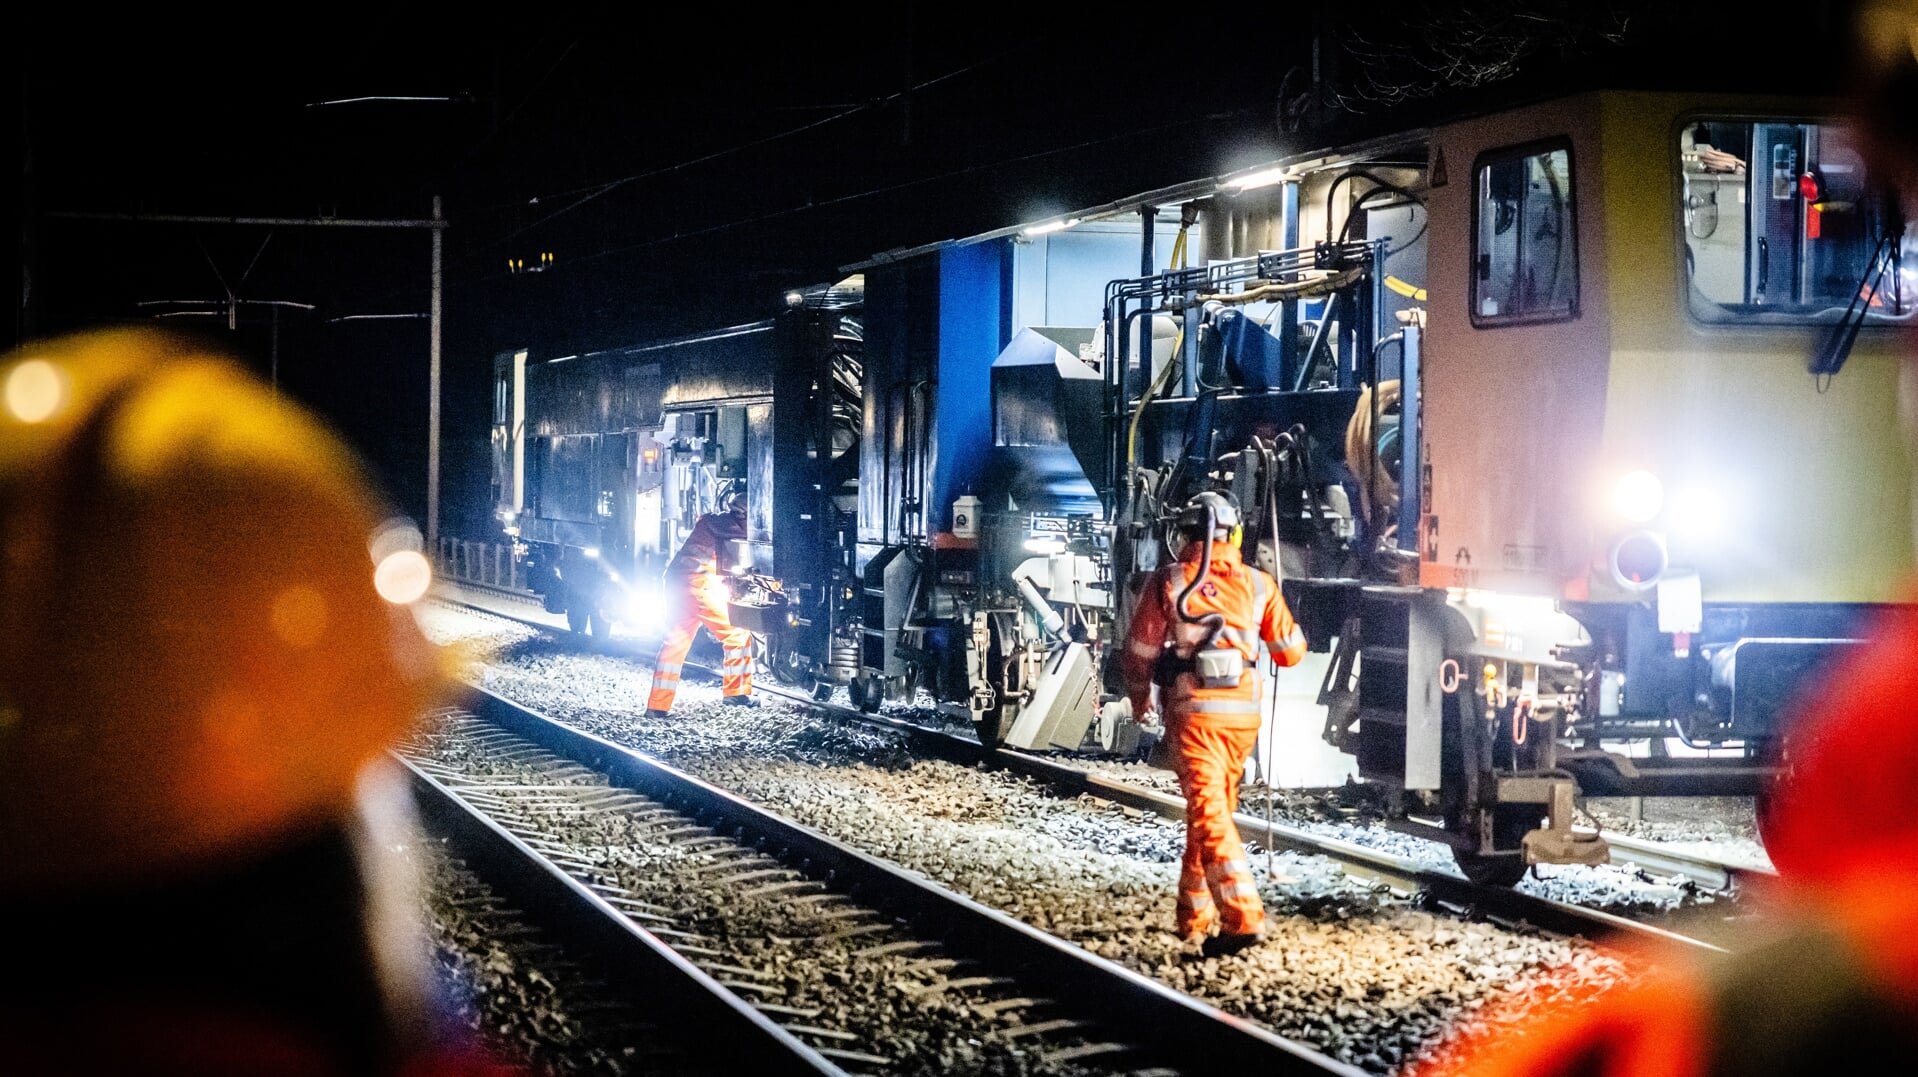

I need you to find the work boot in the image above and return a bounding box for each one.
[1178,931,1209,960]
[722,695,759,709]
[1201,927,1266,959]
[645,709,670,720]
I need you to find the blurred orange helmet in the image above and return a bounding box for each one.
[0,328,447,890]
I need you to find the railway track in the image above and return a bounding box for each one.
[431,588,1759,932]
[420,592,1765,1070]
[401,687,1359,1077]
[416,836,720,1075]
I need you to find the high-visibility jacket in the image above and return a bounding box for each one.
[667,510,747,579]
[1120,541,1307,728]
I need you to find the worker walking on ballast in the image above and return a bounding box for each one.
[1121,491,1308,958]
[647,489,757,717]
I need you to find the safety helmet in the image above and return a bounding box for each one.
[725,486,748,516]
[0,328,448,890]
[1178,490,1241,540]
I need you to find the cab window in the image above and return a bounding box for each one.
[1473,141,1578,325]
[1681,118,1912,325]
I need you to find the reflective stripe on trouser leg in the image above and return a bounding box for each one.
[1176,879,1217,937]
[716,629,753,697]
[1172,716,1265,936]
[648,614,700,713]
[700,574,753,698]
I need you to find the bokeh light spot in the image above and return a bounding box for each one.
[375,550,432,605]
[5,360,67,423]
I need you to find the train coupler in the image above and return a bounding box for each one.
[1500,776,1611,868]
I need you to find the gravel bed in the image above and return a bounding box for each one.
[413,839,710,1075]
[402,712,1137,1077]
[418,604,1646,1074]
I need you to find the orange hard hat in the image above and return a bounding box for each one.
[0,328,447,890]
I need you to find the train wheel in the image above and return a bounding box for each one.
[848,674,880,713]
[771,641,810,687]
[1450,805,1542,887]
[565,604,589,634]
[974,707,1012,748]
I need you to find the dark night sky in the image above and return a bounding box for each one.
[8,3,1866,533]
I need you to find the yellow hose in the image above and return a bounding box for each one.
[1124,228,1189,475]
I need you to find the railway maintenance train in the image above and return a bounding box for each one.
[490,87,1915,884]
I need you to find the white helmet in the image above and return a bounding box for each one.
[1178,490,1240,539]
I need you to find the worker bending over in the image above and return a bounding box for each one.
[647,489,757,717]
[1121,491,1308,958]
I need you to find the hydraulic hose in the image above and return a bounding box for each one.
[1173,505,1226,649]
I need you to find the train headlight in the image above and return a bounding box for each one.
[1612,470,1664,524]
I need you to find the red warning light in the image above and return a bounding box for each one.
[1798,172,1822,201]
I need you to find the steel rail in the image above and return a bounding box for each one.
[429,594,1737,954]
[458,684,1361,1077]
[1581,829,1772,891]
[747,685,1731,956]
[399,747,845,1075]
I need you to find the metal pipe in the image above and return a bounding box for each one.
[1016,576,1067,641]
[428,195,443,550]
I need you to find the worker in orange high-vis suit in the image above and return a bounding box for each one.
[1121,491,1308,959]
[646,489,757,717]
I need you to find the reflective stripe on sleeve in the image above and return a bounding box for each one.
[1128,637,1163,659]
[652,672,681,685]
[654,662,683,675]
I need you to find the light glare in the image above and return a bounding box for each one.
[1670,485,1729,544]
[375,550,432,604]
[1612,470,1664,524]
[5,360,67,423]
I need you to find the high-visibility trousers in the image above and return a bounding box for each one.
[647,571,753,712]
[1169,716,1264,937]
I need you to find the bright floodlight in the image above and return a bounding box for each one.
[1227,167,1288,191]
[375,550,433,605]
[1612,469,1664,524]
[5,360,66,423]
[1021,218,1080,238]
